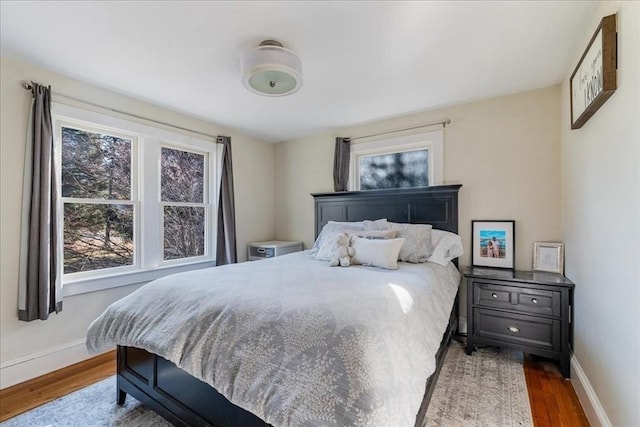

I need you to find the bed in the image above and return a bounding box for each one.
[87,184,462,427]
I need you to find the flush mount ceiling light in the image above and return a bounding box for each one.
[242,40,303,97]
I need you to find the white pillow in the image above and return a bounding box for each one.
[428,229,464,266]
[350,236,405,270]
[327,220,366,227]
[362,219,389,230]
[328,219,386,228]
[352,229,398,240]
[311,222,364,255]
[365,222,433,263]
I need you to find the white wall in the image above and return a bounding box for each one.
[561,2,640,426]
[0,57,276,388]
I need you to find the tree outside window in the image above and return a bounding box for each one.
[61,126,134,273]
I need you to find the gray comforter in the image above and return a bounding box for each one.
[87,251,460,427]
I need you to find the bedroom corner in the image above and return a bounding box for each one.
[0,56,277,389]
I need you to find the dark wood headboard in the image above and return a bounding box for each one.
[311,185,462,238]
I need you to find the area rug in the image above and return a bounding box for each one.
[2,341,532,427]
[425,340,533,427]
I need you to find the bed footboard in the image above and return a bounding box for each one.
[117,346,269,427]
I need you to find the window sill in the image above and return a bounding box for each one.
[62,260,216,297]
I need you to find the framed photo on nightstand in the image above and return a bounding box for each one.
[533,242,564,274]
[471,220,515,270]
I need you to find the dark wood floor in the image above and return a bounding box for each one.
[1,349,590,425]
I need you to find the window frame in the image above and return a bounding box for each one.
[52,104,217,297]
[349,130,443,191]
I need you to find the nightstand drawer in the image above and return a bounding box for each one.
[474,281,560,317]
[474,308,560,351]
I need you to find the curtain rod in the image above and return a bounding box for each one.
[351,119,451,141]
[22,81,226,141]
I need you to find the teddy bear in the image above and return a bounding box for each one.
[329,233,355,267]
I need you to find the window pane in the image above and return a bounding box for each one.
[161,147,204,203]
[359,149,429,190]
[163,206,205,260]
[63,203,134,274]
[61,127,131,199]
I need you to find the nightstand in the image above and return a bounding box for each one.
[464,267,574,378]
[248,240,302,261]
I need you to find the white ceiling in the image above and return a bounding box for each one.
[1,1,598,142]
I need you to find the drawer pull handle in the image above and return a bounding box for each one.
[491,293,498,299]
[531,298,538,304]
[508,326,520,333]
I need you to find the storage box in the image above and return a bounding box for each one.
[248,240,302,261]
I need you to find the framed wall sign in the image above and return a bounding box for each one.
[471,220,515,270]
[570,14,617,130]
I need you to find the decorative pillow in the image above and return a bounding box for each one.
[362,219,389,231]
[428,230,464,266]
[350,236,406,270]
[365,222,433,263]
[310,223,364,255]
[313,232,351,262]
[352,230,398,240]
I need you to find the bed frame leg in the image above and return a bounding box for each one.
[117,388,127,405]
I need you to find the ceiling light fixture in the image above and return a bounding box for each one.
[242,40,303,97]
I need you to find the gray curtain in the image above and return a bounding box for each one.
[216,136,237,265]
[18,83,62,321]
[333,137,351,192]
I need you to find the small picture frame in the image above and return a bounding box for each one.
[533,242,565,274]
[471,220,515,270]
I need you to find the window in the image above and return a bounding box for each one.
[61,125,137,274]
[359,149,429,190]
[53,104,217,296]
[350,130,443,191]
[160,146,206,260]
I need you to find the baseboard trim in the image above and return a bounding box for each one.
[0,339,103,389]
[570,351,612,427]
